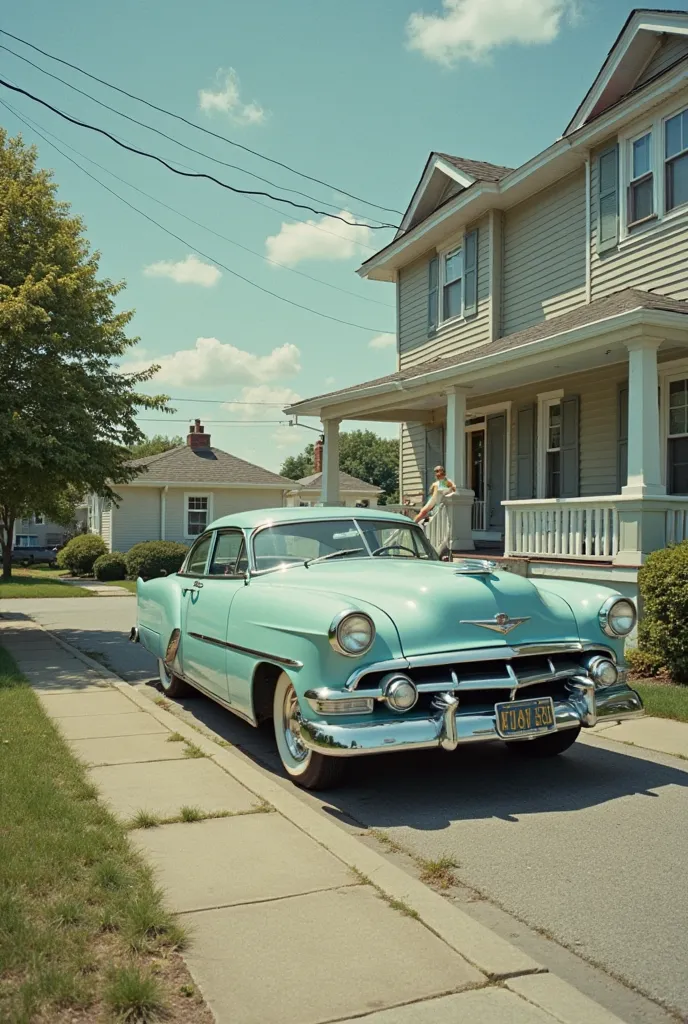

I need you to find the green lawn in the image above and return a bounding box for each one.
[634,681,688,723]
[0,647,202,1023]
[0,574,92,598]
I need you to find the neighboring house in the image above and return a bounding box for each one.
[13,512,85,549]
[287,8,688,599]
[284,439,383,507]
[88,420,296,551]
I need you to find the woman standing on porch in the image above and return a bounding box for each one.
[414,466,456,523]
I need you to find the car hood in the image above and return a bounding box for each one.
[260,559,580,656]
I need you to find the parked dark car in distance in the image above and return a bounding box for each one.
[11,546,59,566]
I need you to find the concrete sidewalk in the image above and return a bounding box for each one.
[587,715,688,760]
[1,614,631,1024]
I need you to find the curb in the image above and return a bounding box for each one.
[23,621,630,1022]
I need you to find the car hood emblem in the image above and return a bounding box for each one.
[460,612,530,635]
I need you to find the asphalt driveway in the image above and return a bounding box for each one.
[3,595,686,1022]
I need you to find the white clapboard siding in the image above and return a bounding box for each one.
[398,215,490,369]
[636,34,688,87]
[501,171,587,336]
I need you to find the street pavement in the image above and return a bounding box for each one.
[2,595,687,1022]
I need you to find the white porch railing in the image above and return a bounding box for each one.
[426,501,451,551]
[504,498,621,561]
[471,500,486,532]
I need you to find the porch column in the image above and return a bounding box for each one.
[320,418,343,506]
[622,339,664,497]
[444,387,474,552]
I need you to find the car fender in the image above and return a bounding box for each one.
[531,578,630,660]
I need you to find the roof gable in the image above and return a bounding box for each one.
[396,152,512,237]
[565,9,688,135]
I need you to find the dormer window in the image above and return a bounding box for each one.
[628,132,654,226]
[665,108,688,213]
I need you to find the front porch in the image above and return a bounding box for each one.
[286,291,688,577]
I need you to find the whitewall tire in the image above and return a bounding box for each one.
[272,672,344,790]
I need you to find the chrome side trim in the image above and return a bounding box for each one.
[187,631,303,669]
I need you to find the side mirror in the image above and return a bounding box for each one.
[159,569,168,577]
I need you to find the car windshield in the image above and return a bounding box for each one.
[251,518,438,572]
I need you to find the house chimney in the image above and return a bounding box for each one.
[314,436,324,473]
[187,419,211,449]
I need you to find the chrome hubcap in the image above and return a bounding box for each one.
[282,686,308,762]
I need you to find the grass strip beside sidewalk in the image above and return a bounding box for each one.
[0,647,207,1023]
[634,681,688,723]
[0,575,92,598]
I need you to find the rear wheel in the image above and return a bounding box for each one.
[157,658,193,698]
[506,726,581,757]
[272,673,345,790]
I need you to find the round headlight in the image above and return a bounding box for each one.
[587,656,619,688]
[329,611,375,657]
[382,673,418,713]
[599,597,637,637]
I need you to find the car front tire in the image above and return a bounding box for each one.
[157,658,193,698]
[506,725,581,757]
[272,672,345,790]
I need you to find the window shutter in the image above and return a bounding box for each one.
[560,395,580,498]
[617,384,628,492]
[463,229,478,317]
[516,405,536,499]
[427,256,439,334]
[597,144,619,253]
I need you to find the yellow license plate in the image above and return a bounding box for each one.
[494,696,556,738]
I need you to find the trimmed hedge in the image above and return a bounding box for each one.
[56,534,108,576]
[637,541,688,682]
[93,552,127,581]
[125,541,189,581]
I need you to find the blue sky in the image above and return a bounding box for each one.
[2,0,680,471]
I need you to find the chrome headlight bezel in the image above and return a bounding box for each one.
[328,610,375,658]
[599,597,637,638]
[381,673,418,713]
[585,655,619,688]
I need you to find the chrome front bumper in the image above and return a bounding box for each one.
[298,679,644,758]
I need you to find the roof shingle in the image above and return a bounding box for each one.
[298,471,382,493]
[437,154,514,182]
[126,445,295,486]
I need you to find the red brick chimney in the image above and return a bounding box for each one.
[314,436,324,473]
[187,419,211,449]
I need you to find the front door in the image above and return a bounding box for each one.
[486,412,507,531]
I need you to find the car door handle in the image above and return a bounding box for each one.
[193,580,204,589]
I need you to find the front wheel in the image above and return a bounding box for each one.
[157,658,193,698]
[272,673,345,790]
[506,725,581,758]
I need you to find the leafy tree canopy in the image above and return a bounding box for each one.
[281,430,399,503]
[0,129,170,578]
[128,434,184,459]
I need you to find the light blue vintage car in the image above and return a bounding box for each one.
[131,506,644,789]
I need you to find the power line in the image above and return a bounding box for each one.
[137,418,290,424]
[1,99,391,334]
[0,29,403,216]
[0,78,395,229]
[0,43,390,227]
[7,102,393,308]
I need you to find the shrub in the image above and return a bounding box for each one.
[625,646,664,679]
[56,534,107,575]
[93,552,127,581]
[637,542,688,682]
[125,541,189,580]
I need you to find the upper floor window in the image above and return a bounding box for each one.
[629,131,654,225]
[442,248,463,320]
[665,108,688,213]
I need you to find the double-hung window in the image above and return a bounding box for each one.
[442,248,463,321]
[628,131,654,225]
[668,378,688,494]
[546,402,562,499]
[665,108,688,213]
[186,495,210,537]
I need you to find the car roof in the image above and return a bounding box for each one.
[208,506,414,531]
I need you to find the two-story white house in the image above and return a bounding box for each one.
[287,8,688,599]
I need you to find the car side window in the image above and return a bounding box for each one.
[185,534,213,576]
[209,530,247,576]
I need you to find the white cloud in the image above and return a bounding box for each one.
[223,384,302,421]
[369,333,395,350]
[406,0,576,66]
[122,338,301,388]
[265,210,372,266]
[198,68,267,125]
[144,255,221,288]
[272,423,306,451]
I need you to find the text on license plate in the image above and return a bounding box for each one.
[494,696,556,737]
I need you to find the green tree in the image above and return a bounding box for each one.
[0,129,169,579]
[280,430,399,502]
[128,434,184,459]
